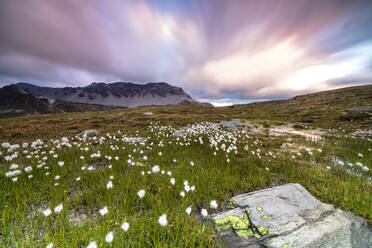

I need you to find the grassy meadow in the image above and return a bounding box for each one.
[0,97,371,247]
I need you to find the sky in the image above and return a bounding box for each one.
[0,0,372,106]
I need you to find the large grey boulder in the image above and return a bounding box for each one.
[212,183,371,248]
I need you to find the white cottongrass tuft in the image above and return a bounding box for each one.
[201,209,208,217]
[186,206,192,215]
[54,204,63,213]
[46,243,53,248]
[137,189,145,199]
[58,161,64,167]
[105,231,114,243]
[121,221,130,232]
[152,165,160,173]
[107,181,113,189]
[180,191,185,198]
[43,208,52,217]
[210,200,218,209]
[158,214,168,226]
[99,206,108,216]
[170,178,175,185]
[87,241,97,248]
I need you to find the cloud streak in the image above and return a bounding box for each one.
[0,0,371,102]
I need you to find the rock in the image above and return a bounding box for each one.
[212,183,372,248]
[82,129,100,136]
[351,129,372,137]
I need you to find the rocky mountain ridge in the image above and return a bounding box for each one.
[15,82,209,108]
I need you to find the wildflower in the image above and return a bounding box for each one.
[167,171,172,176]
[107,181,113,189]
[180,191,185,198]
[87,241,97,248]
[170,178,175,185]
[158,214,168,226]
[186,206,192,215]
[99,206,108,216]
[109,175,114,180]
[158,152,162,156]
[185,185,190,192]
[190,185,195,191]
[10,163,19,170]
[358,153,363,158]
[152,165,160,173]
[76,177,81,181]
[201,209,208,217]
[356,162,363,167]
[43,208,52,217]
[326,166,331,170]
[190,161,194,166]
[12,177,18,182]
[58,161,64,167]
[137,189,145,199]
[46,243,53,248]
[55,175,60,180]
[210,200,218,209]
[362,166,369,172]
[121,221,130,232]
[24,166,32,173]
[105,231,114,243]
[54,204,63,213]
[28,175,33,179]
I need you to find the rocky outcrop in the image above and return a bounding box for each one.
[212,184,372,248]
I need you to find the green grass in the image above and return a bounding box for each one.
[0,109,371,247]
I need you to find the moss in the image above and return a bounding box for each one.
[258,226,268,235]
[235,229,254,238]
[215,214,250,231]
[214,212,271,239]
[228,199,236,208]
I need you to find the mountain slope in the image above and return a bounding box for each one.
[233,84,372,129]
[16,82,205,108]
[0,85,120,118]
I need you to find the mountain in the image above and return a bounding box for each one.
[15,82,210,108]
[0,85,120,118]
[233,84,372,129]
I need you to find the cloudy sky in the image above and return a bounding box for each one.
[0,0,372,105]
